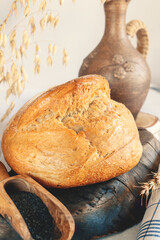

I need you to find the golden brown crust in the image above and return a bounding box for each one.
[2,74,142,188]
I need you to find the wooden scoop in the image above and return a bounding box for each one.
[0,162,75,240]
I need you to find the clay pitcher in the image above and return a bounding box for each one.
[79,0,150,119]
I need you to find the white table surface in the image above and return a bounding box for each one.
[0,86,159,240]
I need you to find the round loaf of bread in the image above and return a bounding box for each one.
[2,75,142,188]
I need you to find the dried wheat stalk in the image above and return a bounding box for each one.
[63,48,69,66]
[0,0,73,121]
[101,0,114,3]
[59,0,64,6]
[140,165,160,205]
[0,0,106,121]
[1,101,15,122]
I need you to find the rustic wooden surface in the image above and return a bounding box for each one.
[136,112,158,129]
[49,128,160,240]
[0,164,75,240]
[79,0,150,119]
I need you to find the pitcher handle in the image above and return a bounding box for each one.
[126,20,149,58]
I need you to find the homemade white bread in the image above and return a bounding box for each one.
[2,75,142,188]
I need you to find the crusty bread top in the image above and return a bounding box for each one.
[2,75,142,188]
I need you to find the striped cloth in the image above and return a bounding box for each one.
[137,188,160,239]
[137,118,160,240]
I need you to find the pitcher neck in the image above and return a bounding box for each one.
[104,0,130,39]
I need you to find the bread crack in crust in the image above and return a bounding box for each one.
[2,75,142,188]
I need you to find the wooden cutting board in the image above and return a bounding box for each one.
[0,112,160,240]
[50,113,160,240]
[50,128,160,240]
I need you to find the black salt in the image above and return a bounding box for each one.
[9,191,61,240]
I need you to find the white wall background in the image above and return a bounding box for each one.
[0,0,160,130]
[0,2,159,238]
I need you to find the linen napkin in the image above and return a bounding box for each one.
[137,176,160,239]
